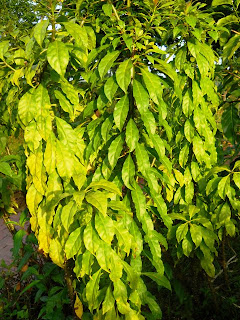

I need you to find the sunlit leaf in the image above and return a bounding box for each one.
[47,41,69,76]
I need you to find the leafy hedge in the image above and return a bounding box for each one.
[0,0,240,319]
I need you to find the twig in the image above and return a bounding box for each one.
[231,29,240,35]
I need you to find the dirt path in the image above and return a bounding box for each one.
[0,218,14,266]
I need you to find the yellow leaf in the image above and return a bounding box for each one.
[74,294,83,319]
[49,238,64,267]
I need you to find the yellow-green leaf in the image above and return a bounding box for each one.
[74,294,83,319]
[47,41,69,76]
[98,51,119,79]
[33,19,49,47]
[114,95,129,131]
[86,191,108,216]
[116,59,133,93]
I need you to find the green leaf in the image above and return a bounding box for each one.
[114,95,129,131]
[85,26,96,49]
[102,286,115,315]
[217,14,238,27]
[83,223,100,254]
[47,41,69,76]
[225,220,235,237]
[151,191,172,228]
[49,239,64,267]
[184,120,195,143]
[126,119,139,152]
[175,47,187,71]
[212,0,232,5]
[114,279,131,314]
[95,212,114,244]
[142,272,171,290]
[0,41,9,60]
[98,51,119,79]
[186,16,197,28]
[150,134,172,172]
[200,256,215,277]
[109,200,130,212]
[223,35,240,61]
[141,68,162,104]
[95,242,111,272]
[122,261,140,289]
[55,90,74,118]
[108,134,124,169]
[65,227,83,259]
[95,242,111,273]
[13,229,25,257]
[18,89,36,126]
[190,224,202,248]
[154,60,177,81]
[219,203,231,225]
[114,222,132,255]
[135,143,150,175]
[233,160,240,170]
[43,134,55,175]
[33,19,49,47]
[233,172,240,189]
[182,90,193,117]
[56,140,75,179]
[176,223,188,242]
[143,293,162,319]
[221,106,239,144]
[64,22,88,47]
[101,115,113,142]
[109,250,123,282]
[130,222,143,257]
[196,53,209,77]
[133,79,149,113]
[218,175,230,199]
[102,3,112,16]
[86,269,102,312]
[26,184,43,217]
[206,176,221,195]
[185,181,194,204]
[174,169,184,187]
[182,237,193,257]
[116,59,133,93]
[145,230,164,275]
[0,162,14,177]
[131,182,147,222]
[87,179,121,196]
[104,76,118,102]
[61,200,77,232]
[206,166,231,179]
[142,110,157,135]
[61,80,80,105]
[122,154,135,190]
[192,136,205,164]
[86,190,107,216]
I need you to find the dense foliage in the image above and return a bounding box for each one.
[0,0,240,319]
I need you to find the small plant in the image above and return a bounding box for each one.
[0,211,73,320]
